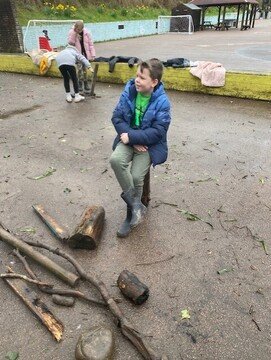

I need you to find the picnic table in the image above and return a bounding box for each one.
[214,22,231,30]
[202,21,214,29]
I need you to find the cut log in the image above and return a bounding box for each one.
[68,206,105,250]
[32,204,69,241]
[1,264,64,342]
[142,170,151,207]
[0,227,79,287]
[117,270,149,305]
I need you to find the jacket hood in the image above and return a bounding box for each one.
[66,44,78,51]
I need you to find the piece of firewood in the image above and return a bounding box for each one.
[32,204,69,241]
[68,206,105,250]
[0,226,79,287]
[1,264,64,342]
[117,270,149,305]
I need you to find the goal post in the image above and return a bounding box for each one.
[157,15,194,35]
[23,19,83,53]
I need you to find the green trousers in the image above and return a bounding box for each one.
[109,142,151,195]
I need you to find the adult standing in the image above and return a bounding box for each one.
[68,20,96,94]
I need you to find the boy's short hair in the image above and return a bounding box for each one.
[138,58,164,83]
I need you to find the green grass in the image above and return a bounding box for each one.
[16,3,170,26]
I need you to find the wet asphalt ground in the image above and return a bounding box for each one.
[0,19,271,360]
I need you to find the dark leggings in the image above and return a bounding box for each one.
[59,64,79,93]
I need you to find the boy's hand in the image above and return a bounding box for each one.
[133,145,148,152]
[120,133,129,144]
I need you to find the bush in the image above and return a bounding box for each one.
[120,8,128,16]
[42,2,77,18]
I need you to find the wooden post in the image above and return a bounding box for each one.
[90,63,99,96]
[68,206,105,250]
[141,170,151,207]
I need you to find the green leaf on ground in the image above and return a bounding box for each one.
[259,240,268,255]
[180,309,191,319]
[18,226,36,234]
[29,167,56,180]
[177,209,213,228]
[5,351,19,360]
[217,268,233,275]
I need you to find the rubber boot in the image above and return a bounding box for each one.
[121,188,146,229]
[84,80,91,95]
[78,80,84,94]
[117,206,132,238]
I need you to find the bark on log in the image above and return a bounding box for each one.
[68,206,105,250]
[0,227,79,287]
[32,204,69,241]
[117,270,149,305]
[1,265,64,341]
[142,170,151,207]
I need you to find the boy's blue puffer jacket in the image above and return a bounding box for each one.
[111,79,171,166]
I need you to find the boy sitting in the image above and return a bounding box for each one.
[110,58,171,237]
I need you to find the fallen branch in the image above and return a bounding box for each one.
[24,240,167,360]
[0,263,64,342]
[12,249,107,307]
[0,226,79,287]
[0,273,52,287]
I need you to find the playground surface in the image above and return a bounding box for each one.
[0,70,271,359]
[95,19,271,73]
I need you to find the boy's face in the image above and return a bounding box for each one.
[135,67,158,96]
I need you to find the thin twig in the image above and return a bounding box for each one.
[135,255,175,266]
[0,273,52,287]
[252,319,261,331]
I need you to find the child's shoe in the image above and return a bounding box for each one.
[66,93,72,103]
[74,93,85,103]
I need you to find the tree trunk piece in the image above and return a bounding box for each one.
[68,206,105,250]
[0,227,79,287]
[117,270,149,305]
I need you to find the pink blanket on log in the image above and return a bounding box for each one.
[190,61,226,87]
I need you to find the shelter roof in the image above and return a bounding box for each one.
[189,0,258,6]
